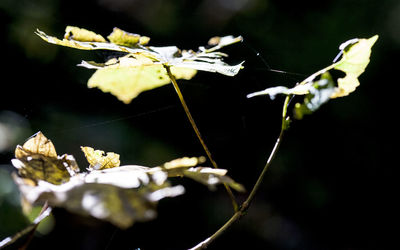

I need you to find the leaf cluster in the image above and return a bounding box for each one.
[11,132,243,228]
[36,26,243,103]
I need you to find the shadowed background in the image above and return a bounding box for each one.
[0,0,398,249]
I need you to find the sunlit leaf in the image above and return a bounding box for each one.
[206,35,243,52]
[13,174,184,229]
[83,55,197,104]
[107,27,150,47]
[86,157,244,192]
[81,146,120,170]
[85,165,167,188]
[12,134,244,228]
[64,26,106,42]
[154,157,245,192]
[161,156,206,170]
[37,28,243,75]
[12,132,79,185]
[331,35,378,98]
[35,29,149,53]
[37,27,244,103]
[170,59,244,77]
[92,157,245,192]
[248,36,377,99]
[16,131,57,158]
[247,35,378,118]
[182,167,245,192]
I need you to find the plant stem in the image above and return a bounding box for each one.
[163,65,239,212]
[0,202,51,249]
[189,96,291,250]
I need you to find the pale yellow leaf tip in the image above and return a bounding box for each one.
[64,26,106,42]
[107,27,150,47]
[162,156,206,169]
[331,34,379,98]
[368,35,379,45]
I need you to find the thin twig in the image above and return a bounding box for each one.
[163,64,239,212]
[19,202,50,250]
[189,96,291,250]
[0,203,52,249]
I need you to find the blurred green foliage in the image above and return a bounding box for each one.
[0,168,28,239]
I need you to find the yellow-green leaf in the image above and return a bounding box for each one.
[37,27,244,103]
[81,146,120,170]
[12,132,79,185]
[87,62,197,104]
[331,35,378,98]
[161,156,206,170]
[64,26,106,42]
[36,27,243,75]
[247,35,378,117]
[107,27,150,47]
[16,131,57,158]
[36,28,148,53]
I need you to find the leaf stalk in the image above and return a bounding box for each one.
[163,65,239,212]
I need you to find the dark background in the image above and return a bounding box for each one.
[0,0,398,249]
